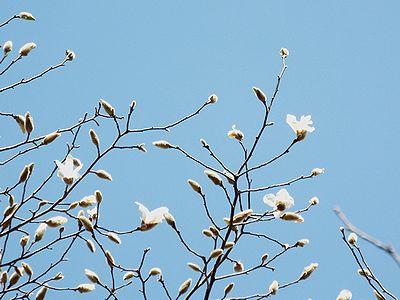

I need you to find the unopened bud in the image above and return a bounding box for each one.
[89,129,100,147]
[309,197,319,205]
[269,280,279,295]
[296,239,309,247]
[21,262,33,277]
[227,125,244,141]
[210,248,223,259]
[357,268,372,277]
[95,190,102,203]
[79,216,94,233]
[19,42,36,56]
[311,168,324,176]
[3,41,12,55]
[105,250,115,267]
[152,140,174,149]
[299,263,318,280]
[25,112,34,133]
[187,263,202,272]
[202,229,213,238]
[280,47,289,58]
[207,94,218,104]
[95,170,113,181]
[280,212,304,223]
[86,240,96,253]
[17,12,36,21]
[65,49,75,61]
[224,241,235,249]
[43,132,61,145]
[19,165,30,183]
[20,235,29,248]
[164,212,176,228]
[34,223,47,243]
[45,216,68,228]
[252,86,267,103]
[149,267,161,276]
[85,269,100,284]
[204,170,222,186]
[14,115,26,133]
[234,261,244,272]
[348,233,358,245]
[187,179,202,194]
[77,283,95,293]
[123,271,135,280]
[107,232,121,244]
[36,286,48,300]
[100,99,115,117]
[178,278,192,296]
[224,282,234,296]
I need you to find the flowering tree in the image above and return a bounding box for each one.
[0,8,398,300]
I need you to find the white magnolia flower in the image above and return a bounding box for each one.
[286,114,315,141]
[55,155,82,185]
[87,207,98,221]
[336,289,352,300]
[263,189,294,217]
[135,202,169,231]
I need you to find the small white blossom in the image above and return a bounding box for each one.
[336,289,352,300]
[286,114,315,141]
[263,189,294,217]
[312,168,325,176]
[55,155,82,185]
[135,202,168,231]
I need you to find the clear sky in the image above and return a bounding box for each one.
[1,1,399,299]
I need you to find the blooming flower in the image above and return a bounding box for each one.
[263,189,294,217]
[55,155,82,185]
[336,289,352,300]
[286,114,315,141]
[135,202,169,231]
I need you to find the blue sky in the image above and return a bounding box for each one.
[1,1,399,299]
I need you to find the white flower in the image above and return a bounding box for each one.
[87,207,98,221]
[55,155,82,185]
[286,114,315,141]
[263,189,294,217]
[135,202,169,231]
[311,167,324,176]
[336,289,352,300]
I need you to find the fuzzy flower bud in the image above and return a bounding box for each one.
[309,197,319,205]
[224,283,234,297]
[77,283,95,293]
[8,272,21,288]
[280,47,289,58]
[123,271,135,280]
[94,170,113,181]
[149,267,162,276]
[234,261,244,272]
[21,262,33,277]
[207,94,218,104]
[202,229,213,237]
[210,248,223,259]
[357,268,372,277]
[19,42,36,56]
[43,131,61,145]
[178,278,192,296]
[107,232,122,244]
[348,233,358,245]
[35,286,48,300]
[187,179,202,194]
[296,239,309,247]
[269,280,279,295]
[299,263,318,280]
[17,12,36,21]
[0,272,7,285]
[227,125,244,141]
[66,49,75,61]
[100,99,115,117]
[252,86,267,103]
[3,41,12,55]
[204,170,223,186]
[224,241,235,249]
[34,223,47,243]
[280,212,304,223]
[79,216,94,233]
[89,129,100,148]
[105,250,115,267]
[152,140,174,149]
[311,168,325,176]
[20,235,29,248]
[164,212,176,228]
[14,115,25,133]
[187,263,202,272]
[85,269,100,284]
[86,240,96,253]
[45,216,68,228]
[25,112,34,133]
[19,165,30,183]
